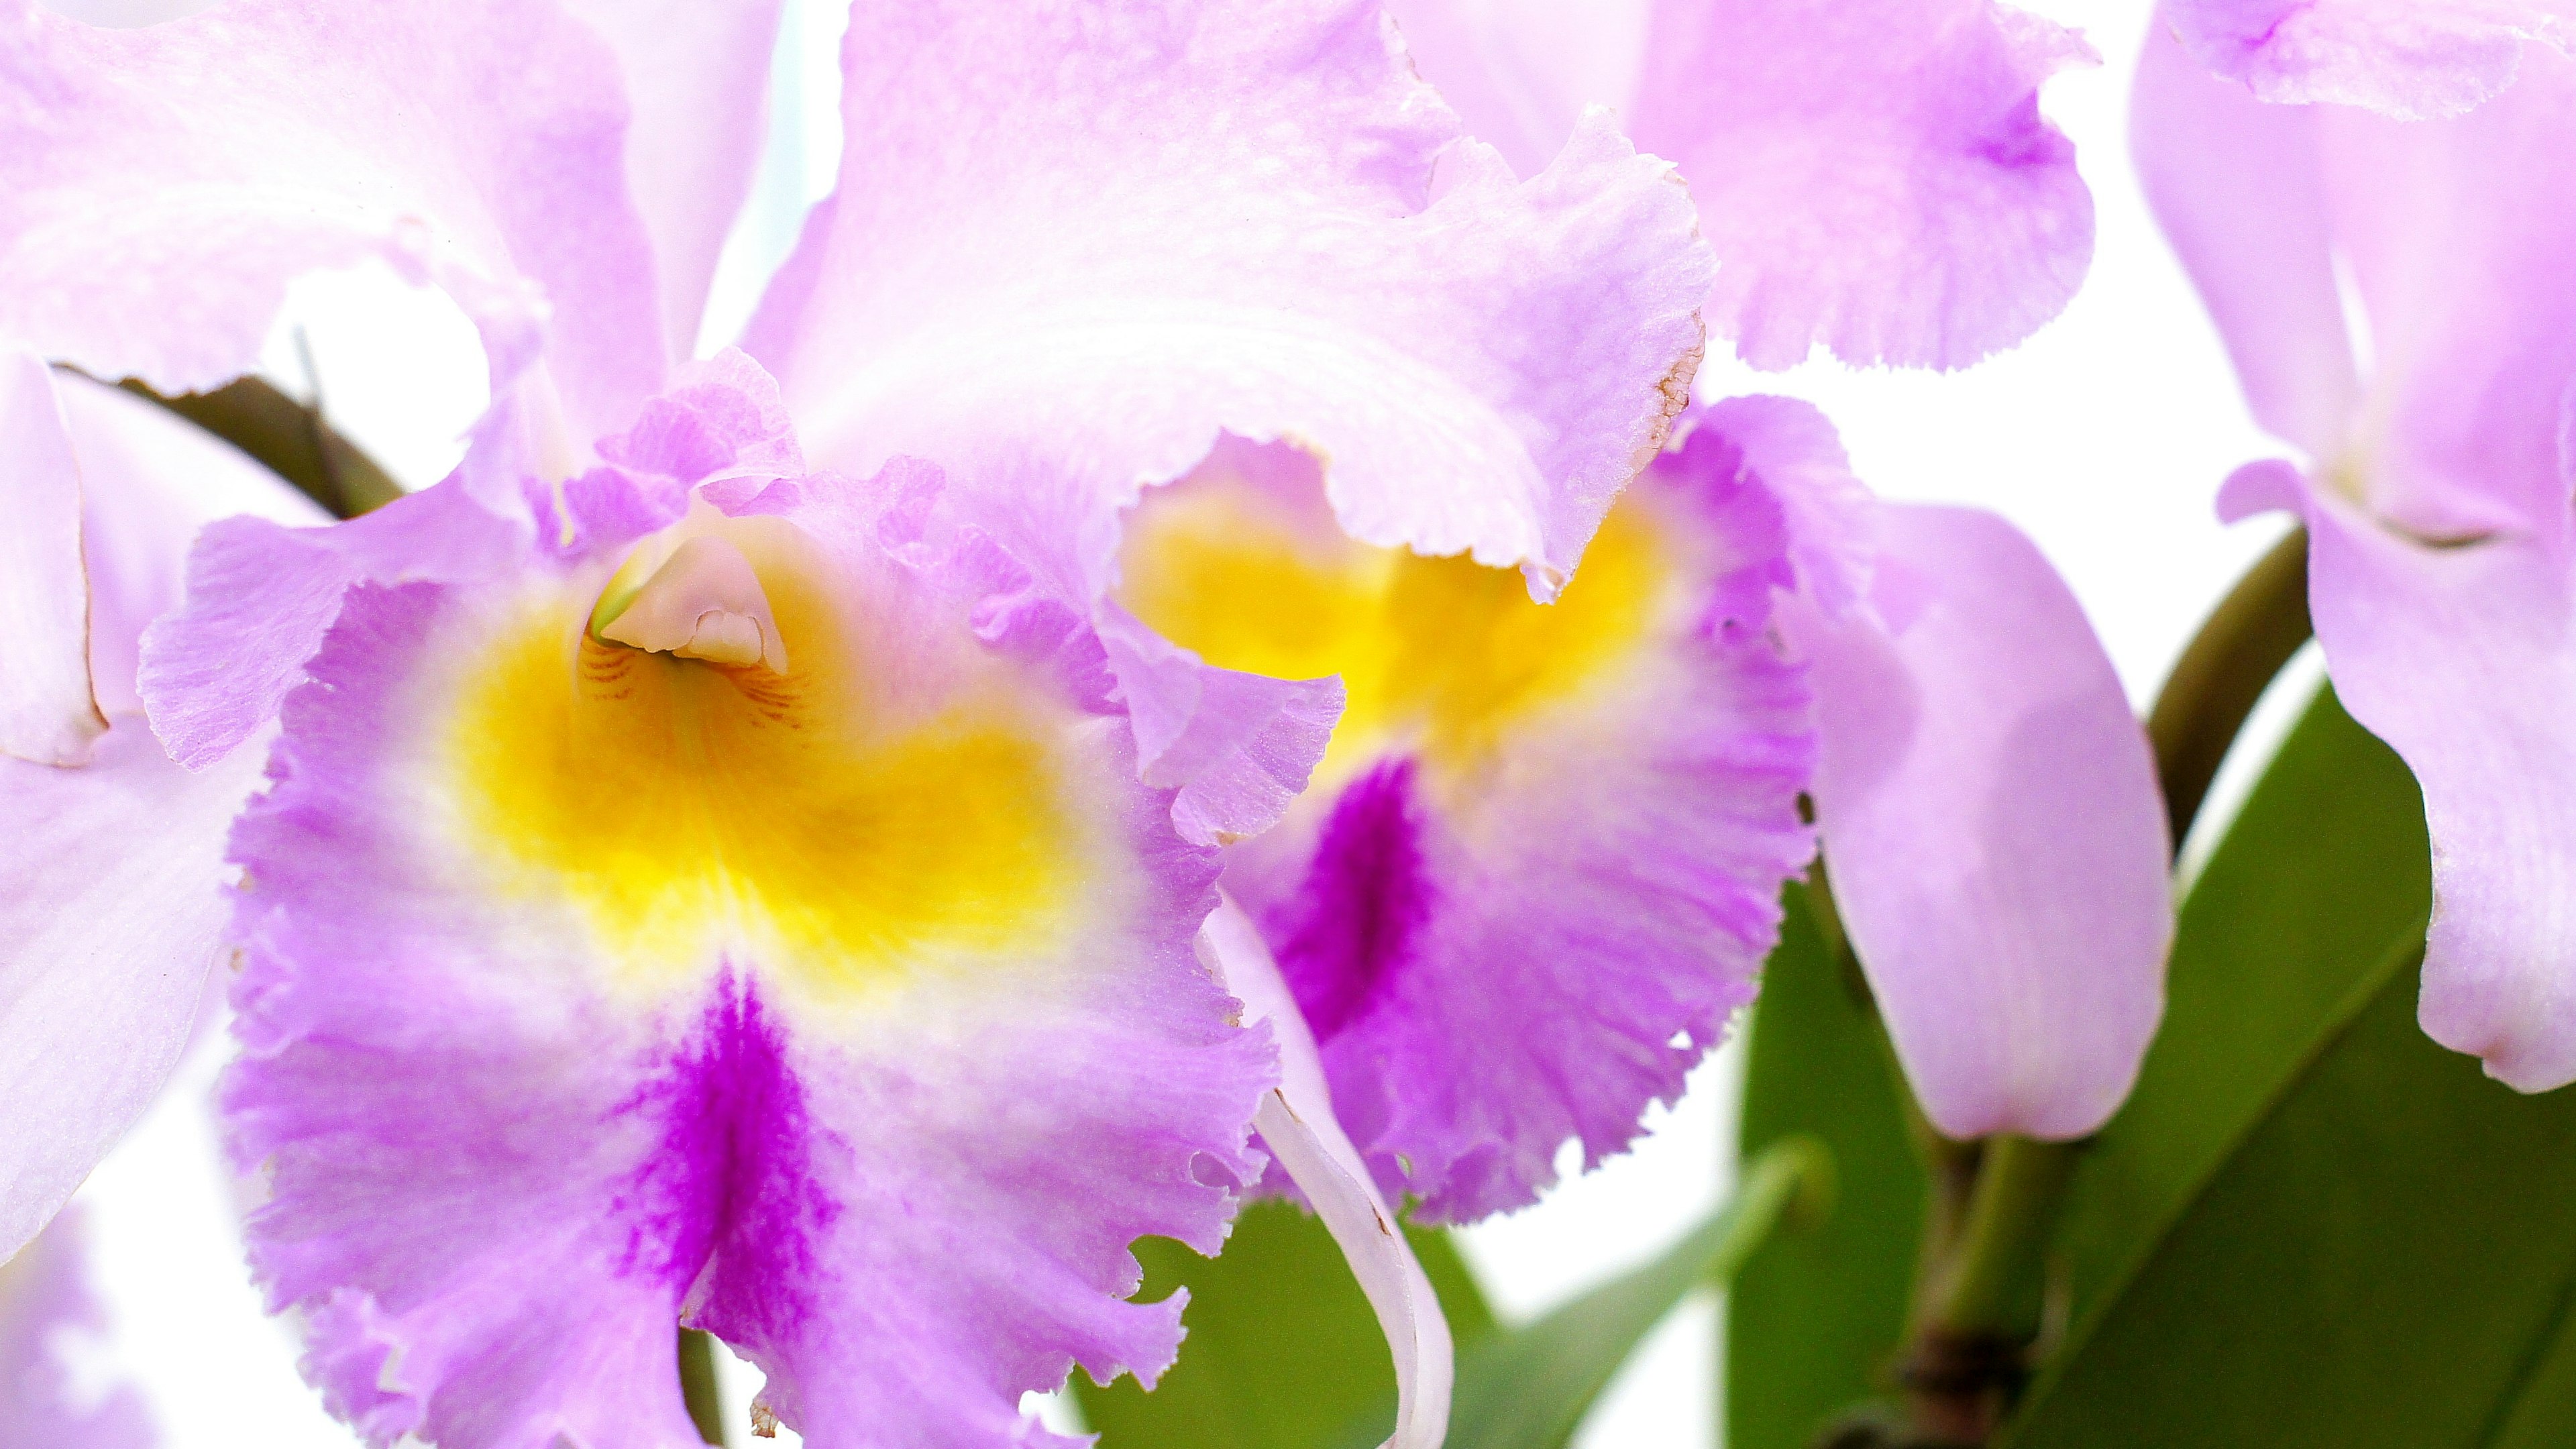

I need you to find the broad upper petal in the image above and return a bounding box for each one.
[752,0,1713,595]
[0,719,267,1258]
[0,351,99,765]
[0,0,667,442]
[1627,0,2097,370]
[2131,22,2362,460]
[2162,0,2571,119]
[1791,504,2172,1141]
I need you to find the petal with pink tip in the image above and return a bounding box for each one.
[2163,0,2571,119]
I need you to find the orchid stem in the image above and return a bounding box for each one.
[1858,533,2314,1444]
[680,1328,727,1445]
[2145,526,2312,849]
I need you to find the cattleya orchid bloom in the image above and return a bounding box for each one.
[0,1208,151,1447]
[1086,0,2165,1190]
[0,0,1718,1442]
[2135,13,2576,1088]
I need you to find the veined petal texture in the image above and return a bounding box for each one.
[1124,413,1821,1220]
[0,0,666,441]
[216,364,1273,1448]
[751,0,1714,598]
[1389,0,2098,370]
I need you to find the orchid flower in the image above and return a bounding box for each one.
[2135,13,2576,1089]
[0,0,1716,1442]
[1038,0,2168,1203]
[0,1208,152,1448]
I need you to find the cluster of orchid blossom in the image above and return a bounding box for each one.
[1,0,2569,1445]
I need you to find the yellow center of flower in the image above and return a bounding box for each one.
[444,517,1085,1000]
[1112,462,1666,781]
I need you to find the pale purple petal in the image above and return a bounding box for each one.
[0,352,101,765]
[557,0,786,354]
[0,719,267,1258]
[2314,44,2576,544]
[0,1208,154,1448]
[1389,0,2096,370]
[1626,0,2098,370]
[55,372,326,718]
[1201,897,1451,1449]
[2131,22,2361,460]
[225,443,1271,1446]
[2163,0,2572,119]
[139,482,527,768]
[0,0,666,441]
[755,0,1713,595]
[2231,472,2576,1089]
[1787,505,2171,1141]
[1100,610,1346,848]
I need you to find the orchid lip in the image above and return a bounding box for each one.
[591,532,790,674]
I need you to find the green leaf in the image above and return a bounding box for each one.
[1075,1199,1497,1449]
[1726,881,1929,1449]
[1437,1138,1829,1449]
[2041,686,2429,1360]
[2000,684,2576,1444]
[2002,938,2576,1447]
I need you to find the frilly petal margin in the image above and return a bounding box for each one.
[1786,504,2173,1141]
[0,720,269,1259]
[221,452,1275,1447]
[138,484,529,769]
[0,0,667,442]
[2225,462,2576,1091]
[753,0,1713,595]
[0,1208,154,1448]
[1210,409,1821,1220]
[1626,0,2097,370]
[1200,898,1452,1449]
[0,352,101,765]
[2161,0,2573,119]
[2130,23,2361,461]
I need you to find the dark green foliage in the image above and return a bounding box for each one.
[1727,881,1928,1449]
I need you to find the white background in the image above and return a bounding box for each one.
[53,0,2291,1443]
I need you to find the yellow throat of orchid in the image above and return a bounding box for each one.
[1112,455,1668,783]
[443,515,1088,1000]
